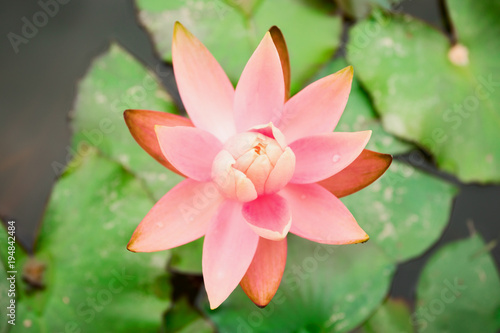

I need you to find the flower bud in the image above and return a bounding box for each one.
[212,128,296,202]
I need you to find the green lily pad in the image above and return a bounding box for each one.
[71,43,183,200]
[342,160,457,262]
[136,0,342,92]
[201,235,395,333]
[11,150,171,332]
[415,233,500,333]
[347,2,500,183]
[163,297,214,333]
[359,298,415,333]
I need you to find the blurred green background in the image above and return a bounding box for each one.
[1,0,499,332]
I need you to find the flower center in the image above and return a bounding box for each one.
[211,128,296,202]
[254,142,265,154]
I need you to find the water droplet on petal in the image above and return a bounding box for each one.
[156,222,164,228]
[332,154,341,163]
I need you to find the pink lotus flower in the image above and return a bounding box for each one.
[125,22,392,309]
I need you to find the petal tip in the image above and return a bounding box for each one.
[123,109,138,125]
[351,233,369,244]
[127,228,149,252]
[254,299,272,308]
[383,153,394,170]
[123,110,131,125]
[126,228,164,253]
[340,65,353,76]
[207,294,225,310]
[173,21,192,43]
[360,130,373,143]
[335,66,353,84]
[262,31,278,52]
[126,236,139,252]
[268,25,281,34]
[123,109,142,126]
[173,21,184,33]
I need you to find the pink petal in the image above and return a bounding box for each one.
[280,183,369,244]
[127,179,223,252]
[318,149,392,198]
[211,150,258,202]
[265,147,295,194]
[234,31,285,131]
[250,122,287,150]
[172,22,236,142]
[124,109,193,176]
[269,26,291,101]
[240,237,287,307]
[290,131,372,184]
[278,67,354,143]
[203,200,259,309]
[242,194,291,240]
[155,125,222,182]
